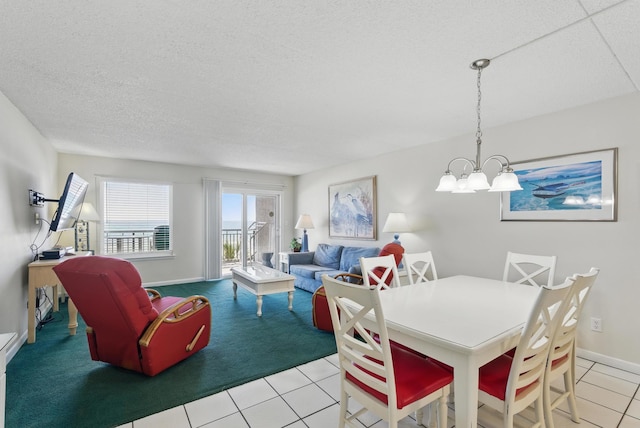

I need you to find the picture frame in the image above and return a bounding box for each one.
[500,148,617,221]
[329,176,377,239]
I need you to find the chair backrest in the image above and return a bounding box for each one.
[507,282,572,411]
[360,254,401,289]
[402,251,438,284]
[503,251,557,287]
[321,274,398,407]
[548,267,599,372]
[53,256,159,340]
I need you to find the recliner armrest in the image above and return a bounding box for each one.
[139,295,210,347]
[288,252,315,265]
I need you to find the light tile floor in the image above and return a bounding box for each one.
[117,355,640,428]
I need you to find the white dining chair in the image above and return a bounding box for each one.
[503,251,557,287]
[403,251,438,284]
[360,254,402,289]
[543,267,599,428]
[477,281,572,428]
[321,274,452,428]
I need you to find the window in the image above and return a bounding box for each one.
[99,178,172,257]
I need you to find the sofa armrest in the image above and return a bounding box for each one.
[288,252,315,265]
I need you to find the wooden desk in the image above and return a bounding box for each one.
[353,276,540,428]
[27,252,91,343]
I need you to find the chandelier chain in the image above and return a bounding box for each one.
[476,66,482,140]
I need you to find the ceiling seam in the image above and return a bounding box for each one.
[579,2,639,91]
[491,0,634,64]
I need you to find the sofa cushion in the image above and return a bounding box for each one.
[313,270,346,281]
[340,246,380,272]
[290,264,335,280]
[313,244,344,269]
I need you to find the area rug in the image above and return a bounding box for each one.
[6,279,336,428]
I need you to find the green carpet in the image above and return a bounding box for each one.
[6,279,336,428]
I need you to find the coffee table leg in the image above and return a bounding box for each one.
[256,295,263,317]
[233,282,238,299]
[288,291,294,311]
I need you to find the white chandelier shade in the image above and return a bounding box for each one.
[436,59,522,194]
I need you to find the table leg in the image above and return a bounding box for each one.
[233,282,238,299]
[453,360,479,428]
[27,283,36,344]
[256,295,263,317]
[68,299,78,336]
[53,284,59,312]
[288,291,294,311]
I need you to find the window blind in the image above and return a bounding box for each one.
[102,180,172,255]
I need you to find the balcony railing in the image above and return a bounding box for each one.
[103,223,270,262]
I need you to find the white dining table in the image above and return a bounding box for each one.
[354,275,541,428]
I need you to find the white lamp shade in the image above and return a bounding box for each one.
[79,202,100,222]
[295,214,314,230]
[451,177,476,193]
[488,172,523,192]
[467,171,491,190]
[382,213,411,233]
[435,174,457,192]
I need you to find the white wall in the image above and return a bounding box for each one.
[295,93,640,371]
[0,91,57,353]
[58,154,294,285]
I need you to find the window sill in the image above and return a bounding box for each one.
[106,251,175,261]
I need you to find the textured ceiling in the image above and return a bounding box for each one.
[0,0,638,175]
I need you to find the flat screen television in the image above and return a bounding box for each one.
[49,172,89,232]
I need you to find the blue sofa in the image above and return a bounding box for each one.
[288,243,380,293]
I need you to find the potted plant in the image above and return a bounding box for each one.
[290,237,302,252]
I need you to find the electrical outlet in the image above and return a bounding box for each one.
[35,212,40,225]
[591,317,602,332]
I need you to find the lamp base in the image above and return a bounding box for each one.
[301,230,309,252]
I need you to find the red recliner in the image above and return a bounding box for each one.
[53,256,211,376]
[313,243,404,332]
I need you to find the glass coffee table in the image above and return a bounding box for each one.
[231,265,295,316]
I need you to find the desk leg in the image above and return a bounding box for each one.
[453,360,479,428]
[27,282,36,344]
[53,284,59,312]
[68,299,78,336]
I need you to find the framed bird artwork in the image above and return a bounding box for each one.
[328,176,377,239]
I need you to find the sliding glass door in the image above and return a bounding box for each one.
[220,190,279,276]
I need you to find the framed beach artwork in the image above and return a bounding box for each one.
[501,148,617,221]
[329,176,377,239]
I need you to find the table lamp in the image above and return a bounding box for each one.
[382,212,411,244]
[75,202,100,252]
[295,214,314,252]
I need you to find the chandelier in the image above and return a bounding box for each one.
[436,59,522,193]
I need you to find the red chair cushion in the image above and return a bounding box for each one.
[479,354,537,400]
[346,346,453,409]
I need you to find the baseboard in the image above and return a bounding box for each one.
[9,299,55,365]
[142,277,206,287]
[577,347,640,375]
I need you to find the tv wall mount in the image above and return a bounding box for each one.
[29,189,58,207]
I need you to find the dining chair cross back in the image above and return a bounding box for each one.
[543,267,599,428]
[321,274,452,428]
[478,282,572,428]
[503,251,557,287]
[402,251,438,284]
[360,254,401,289]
